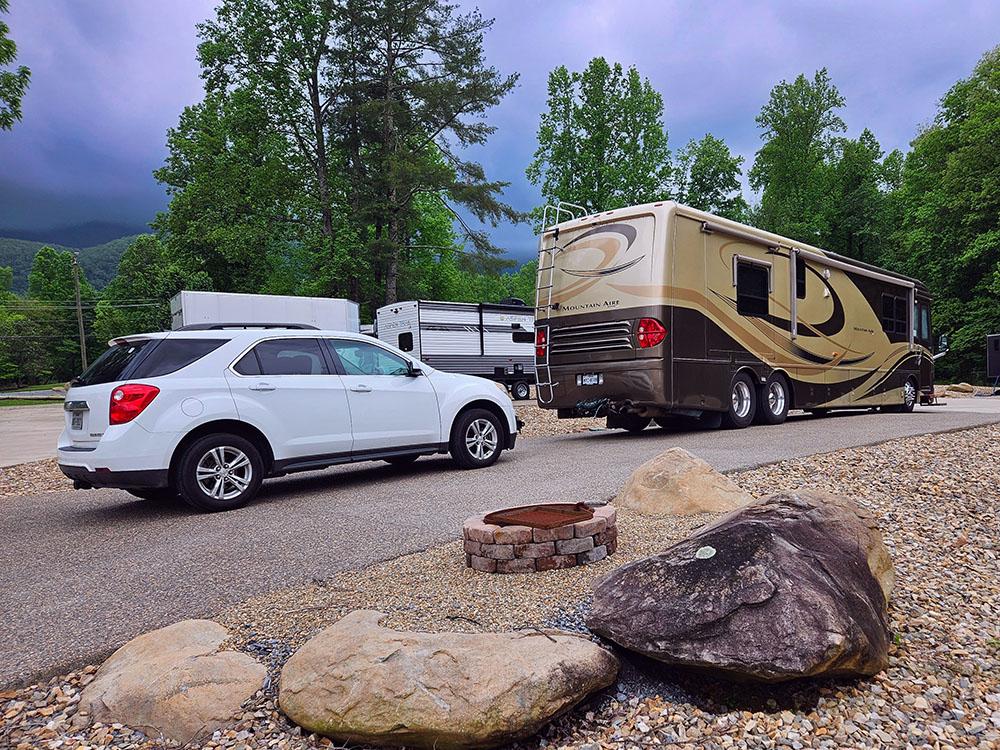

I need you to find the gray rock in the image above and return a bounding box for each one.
[587,491,892,682]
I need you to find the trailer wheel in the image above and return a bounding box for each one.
[722,372,757,429]
[754,373,789,425]
[511,381,531,400]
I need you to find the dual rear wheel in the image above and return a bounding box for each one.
[722,372,789,429]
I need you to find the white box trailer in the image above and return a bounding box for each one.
[170,291,360,332]
[376,300,536,399]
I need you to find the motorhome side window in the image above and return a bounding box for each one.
[397,332,413,352]
[880,293,909,339]
[735,260,770,317]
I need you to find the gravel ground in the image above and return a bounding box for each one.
[3,423,998,749]
[0,459,67,498]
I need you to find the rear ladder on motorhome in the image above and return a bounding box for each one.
[534,201,587,404]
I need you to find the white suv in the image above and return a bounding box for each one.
[58,326,520,511]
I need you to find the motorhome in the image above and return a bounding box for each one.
[533,201,938,430]
[376,299,536,399]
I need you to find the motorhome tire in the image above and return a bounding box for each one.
[885,378,918,414]
[512,381,531,400]
[450,409,504,469]
[722,372,757,429]
[755,373,789,425]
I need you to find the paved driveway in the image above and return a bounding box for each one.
[0,404,64,467]
[2,399,1000,687]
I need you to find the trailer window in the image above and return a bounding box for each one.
[397,332,414,352]
[796,255,807,299]
[736,261,770,317]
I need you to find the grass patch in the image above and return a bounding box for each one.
[0,398,62,407]
[17,382,65,392]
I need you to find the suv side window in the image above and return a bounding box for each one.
[244,338,329,375]
[133,339,227,378]
[329,339,410,376]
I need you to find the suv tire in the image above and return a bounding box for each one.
[176,433,264,512]
[450,408,504,469]
[721,372,757,429]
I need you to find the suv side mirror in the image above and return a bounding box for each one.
[407,362,423,377]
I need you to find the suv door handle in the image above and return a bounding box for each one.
[349,384,372,393]
[249,382,276,392]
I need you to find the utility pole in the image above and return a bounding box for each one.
[72,253,88,371]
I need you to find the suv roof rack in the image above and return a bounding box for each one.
[176,322,320,331]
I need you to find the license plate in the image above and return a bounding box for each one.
[580,373,600,386]
[72,413,83,430]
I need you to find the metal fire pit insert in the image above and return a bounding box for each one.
[484,502,594,530]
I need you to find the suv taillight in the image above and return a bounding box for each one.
[109,384,160,425]
[535,328,547,358]
[636,318,666,348]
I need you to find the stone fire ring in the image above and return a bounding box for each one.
[463,505,618,573]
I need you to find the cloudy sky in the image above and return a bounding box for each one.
[1,0,998,260]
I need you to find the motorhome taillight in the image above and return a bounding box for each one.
[636,318,666,348]
[535,328,547,358]
[109,384,160,425]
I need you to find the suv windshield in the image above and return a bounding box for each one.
[72,339,153,386]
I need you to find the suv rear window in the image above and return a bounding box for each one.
[131,339,227,378]
[73,340,153,386]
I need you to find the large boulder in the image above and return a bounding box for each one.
[587,491,893,682]
[75,619,265,744]
[616,446,753,515]
[279,610,618,749]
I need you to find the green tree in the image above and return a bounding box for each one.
[154,90,300,294]
[26,247,97,380]
[527,57,671,216]
[673,133,749,221]
[0,0,30,130]
[94,236,173,344]
[891,46,1000,380]
[750,68,845,241]
[819,129,900,265]
[331,0,520,305]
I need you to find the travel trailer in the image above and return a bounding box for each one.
[171,291,360,332]
[376,299,536,399]
[533,201,938,430]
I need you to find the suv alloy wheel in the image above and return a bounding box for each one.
[450,408,504,469]
[177,433,264,512]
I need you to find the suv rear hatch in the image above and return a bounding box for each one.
[63,337,155,445]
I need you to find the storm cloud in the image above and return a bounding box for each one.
[1,0,998,259]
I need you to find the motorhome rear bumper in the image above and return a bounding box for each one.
[545,358,668,414]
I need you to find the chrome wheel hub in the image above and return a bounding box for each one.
[732,381,752,419]
[903,381,916,407]
[767,381,786,415]
[465,418,498,461]
[196,446,252,500]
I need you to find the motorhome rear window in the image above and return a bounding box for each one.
[132,339,227,378]
[397,332,414,352]
[736,261,770,317]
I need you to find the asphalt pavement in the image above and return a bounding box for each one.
[2,398,1000,688]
